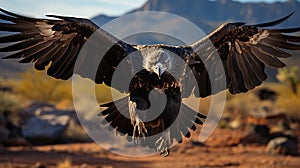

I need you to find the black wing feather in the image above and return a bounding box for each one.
[189,13,300,97]
[0,8,135,87]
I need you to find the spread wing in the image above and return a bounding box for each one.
[187,13,300,98]
[0,8,135,88]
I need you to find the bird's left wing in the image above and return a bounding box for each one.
[0,8,136,89]
[187,13,300,98]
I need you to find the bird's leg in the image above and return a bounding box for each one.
[129,100,148,144]
[155,128,170,157]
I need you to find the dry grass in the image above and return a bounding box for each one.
[266,83,300,119]
[224,83,300,121]
[57,157,72,168]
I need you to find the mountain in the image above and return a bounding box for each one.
[92,0,300,33]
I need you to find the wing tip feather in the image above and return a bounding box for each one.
[253,12,295,27]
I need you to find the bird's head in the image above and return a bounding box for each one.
[145,49,173,78]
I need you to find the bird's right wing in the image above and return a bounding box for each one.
[187,13,300,98]
[0,8,136,90]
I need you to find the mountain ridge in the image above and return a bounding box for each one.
[92,0,300,33]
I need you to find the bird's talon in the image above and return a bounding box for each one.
[160,148,170,157]
[132,119,147,144]
[155,137,170,156]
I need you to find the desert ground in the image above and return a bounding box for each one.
[1,128,299,168]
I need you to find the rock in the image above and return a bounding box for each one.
[190,140,205,147]
[256,88,277,101]
[22,107,72,145]
[0,126,9,143]
[0,113,28,146]
[229,119,241,129]
[254,125,270,137]
[0,114,9,143]
[4,137,29,146]
[268,130,297,142]
[2,124,28,146]
[21,102,55,119]
[240,124,269,144]
[266,137,298,156]
[0,114,6,127]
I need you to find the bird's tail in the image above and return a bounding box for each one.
[99,96,134,138]
[99,97,207,145]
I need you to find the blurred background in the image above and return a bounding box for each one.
[0,0,300,167]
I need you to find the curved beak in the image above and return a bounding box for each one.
[155,66,163,78]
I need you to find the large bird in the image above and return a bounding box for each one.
[0,8,300,156]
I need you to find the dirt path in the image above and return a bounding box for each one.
[1,129,299,168]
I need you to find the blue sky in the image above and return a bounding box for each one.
[0,0,297,18]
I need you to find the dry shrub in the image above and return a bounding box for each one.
[0,91,20,113]
[0,90,22,125]
[9,68,72,103]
